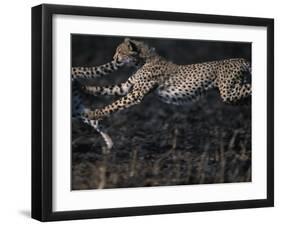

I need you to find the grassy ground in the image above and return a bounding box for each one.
[72,91,251,190]
[71,35,251,190]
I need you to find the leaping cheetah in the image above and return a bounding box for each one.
[75,38,251,123]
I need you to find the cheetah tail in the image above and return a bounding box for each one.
[80,116,114,149]
[91,120,113,150]
[99,131,113,149]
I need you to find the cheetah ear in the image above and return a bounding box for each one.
[124,38,131,42]
[127,39,139,53]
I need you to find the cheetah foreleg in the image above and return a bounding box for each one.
[83,82,157,121]
[71,60,124,82]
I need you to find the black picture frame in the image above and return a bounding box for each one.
[32,3,274,222]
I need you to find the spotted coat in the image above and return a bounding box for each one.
[81,38,251,121]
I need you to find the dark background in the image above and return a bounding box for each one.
[71,34,251,190]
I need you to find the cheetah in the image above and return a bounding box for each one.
[78,38,251,123]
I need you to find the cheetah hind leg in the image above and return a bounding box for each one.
[80,115,113,149]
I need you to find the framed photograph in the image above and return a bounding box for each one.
[32,4,274,221]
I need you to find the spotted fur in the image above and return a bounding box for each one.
[82,38,251,122]
[72,60,124,81]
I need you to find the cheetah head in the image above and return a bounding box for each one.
[113,38,156,67]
